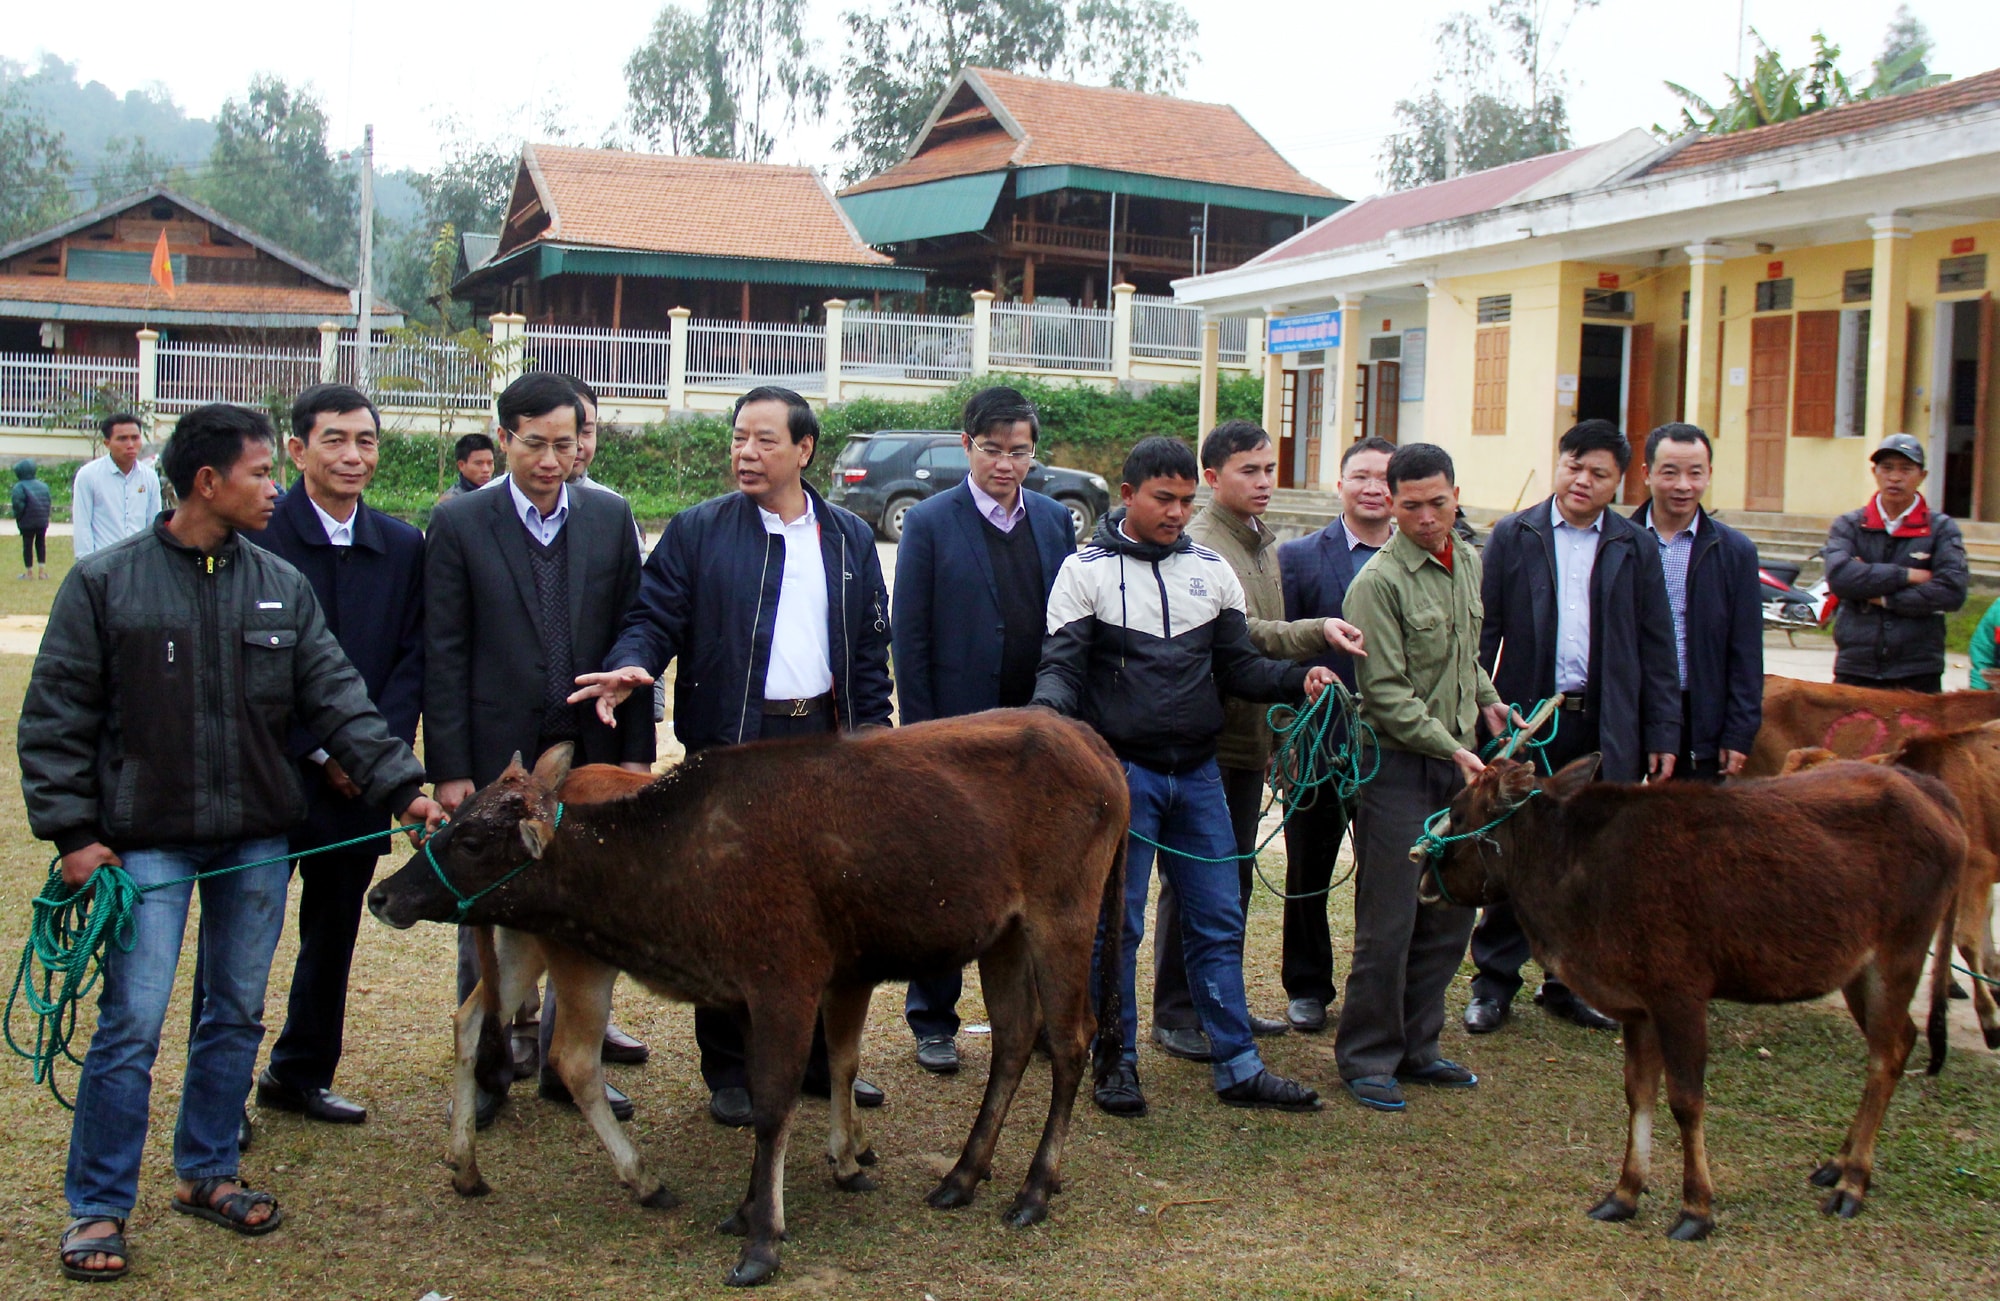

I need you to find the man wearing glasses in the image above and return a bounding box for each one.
[423,371,655,1126]
[889,387,1079,1075]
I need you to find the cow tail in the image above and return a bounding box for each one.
[1926,902,1954,1076]
[1092,829,1128,1091]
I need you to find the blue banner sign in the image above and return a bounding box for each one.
[1267,310,1342,353]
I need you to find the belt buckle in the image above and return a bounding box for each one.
[788,698,810,718]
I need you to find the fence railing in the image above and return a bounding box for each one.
[0,352,139,425]
[840,310,973,381]
[523,323,673,398]
[1131,295,1250,365]
[686,319,826,394]
[989,302,1113,372]
[157,342,321,413]
[343,335,491,410]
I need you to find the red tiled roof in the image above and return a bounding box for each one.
[1249,148,1589,266]
[0,276,353,315]
[1647,66,2000,175]
[841,68,1337,199]
[521,145,891,266]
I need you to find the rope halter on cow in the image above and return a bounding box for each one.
[1410,790,1540,907]
[426,802,565,923]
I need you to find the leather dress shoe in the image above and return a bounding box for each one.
[1537,985,1620,1031]
[445,1088,508,1131]
[802,1075,887,1108]
[1093,1063,1147,1116]
[1151,1025,1213,1061]
[510,1022,540,1079]
[1218,1068,1322,1112]
[1463,996,1511,1035]
[1288,997,1329,1033]
[914,1036,960,1074]
[601,1023,650,1065]
[710,1086,753,1127]
[538,1070,635,1122]
[256,1068,367,1124]
[1249,1014,1292,1038]
[237,1108,254,1153]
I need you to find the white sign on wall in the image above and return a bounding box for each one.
[1399,328,1426,401]
[1728,367,1747,386]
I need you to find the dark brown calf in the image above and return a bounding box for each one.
[1744,674,2000,776]
[370,709,1128,1287]
[1420,755,1960,1240]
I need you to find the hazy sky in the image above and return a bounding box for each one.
[9,0,1998,199]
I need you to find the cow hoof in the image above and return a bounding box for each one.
[1820,1189,1866,1219]
[453,1176,491,1199]
[857,1146,878,1167]
[1586,1195,1637,1222]
[639,1185,682,1210]
[1003,1196,1048,1228]
[1665,1213,1713,1242]
[834,1170,877,1193]
[927,1181,975,1211]
[725,1254,780,1288]
[717,1210,749,1237]
[1808,1162,1842,1188]
[1983,1026,2000,1051]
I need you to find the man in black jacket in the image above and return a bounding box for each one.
[1824,433,1968,692]
[426,371,655,1124]
[572,385,893,1128]
[21,404,439,1281]
[1466,419,1680,1037]
[1629,423,1763,781]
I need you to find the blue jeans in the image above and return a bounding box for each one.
[1096,758,1263,1090]
[65,837,290,1219]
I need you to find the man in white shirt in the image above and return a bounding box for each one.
[72,413,162,556]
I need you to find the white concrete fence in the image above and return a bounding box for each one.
[0,285,1262,456]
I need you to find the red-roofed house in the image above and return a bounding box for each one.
[839,68,1345,305]
[453,144,924,328]
[1178,71,2000,524]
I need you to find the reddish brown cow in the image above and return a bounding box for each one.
[1419,756,1960,1240]
[370,710,1128,1288]
[1783,725,2000,1050]
[1744,675,2000,776]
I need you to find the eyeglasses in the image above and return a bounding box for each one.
[971,443,1035,462]
[514,438,578,457]
[1341,471,1389,487]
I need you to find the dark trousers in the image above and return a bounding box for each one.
[1677,691,1725,785]
[1279,791,1349,1004]
[1834,670,1944,694]
[696,707,836,1093]
[1151,764,1265,1031]
[264,847,379,1091]
[1469,707,1599,1006]
[21,526,46,568]
[1335,748,1474,1081]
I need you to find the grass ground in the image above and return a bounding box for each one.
[0,546,1996,1297]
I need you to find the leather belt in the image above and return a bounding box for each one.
[761,693,832,717]
[1558,694,1591,712]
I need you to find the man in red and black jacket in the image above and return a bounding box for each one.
[1824,434,1968,693]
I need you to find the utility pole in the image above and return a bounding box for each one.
[356,123,375,389]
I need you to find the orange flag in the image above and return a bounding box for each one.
[150,229,176,297]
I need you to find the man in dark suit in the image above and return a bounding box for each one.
[240,383,424,1126]
[892,386,1076,1074]
[1467,419,1680,1035]
[1275,435,1394,1033]
[571,385,894,1128]
[1628,423,1763,782]
[426,371,655,1124]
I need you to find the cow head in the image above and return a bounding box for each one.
[367,744,574,929]
[1418,754,1599,908]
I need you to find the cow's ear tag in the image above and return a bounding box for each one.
[519,818,554,860]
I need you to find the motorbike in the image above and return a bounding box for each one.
[1759,548,1838,635]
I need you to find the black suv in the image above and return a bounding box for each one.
[829,431,1112,542]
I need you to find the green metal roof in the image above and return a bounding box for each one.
[838,172,1009,244]
[1012,165,1346,219]
[462,243,925,295]
[0,299,398,330]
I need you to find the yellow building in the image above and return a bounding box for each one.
[1179,69,2000,525]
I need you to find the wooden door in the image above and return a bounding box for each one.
[1371,361,1400,444]
[1300,367,1325,489]
[1745,315,1792,512]
[1278,370,1299,488]
[1353,364,1369,442]
[1621,323,1655,504]
[1473,327,1510,435]
[1973,293,1993,518]
[1792,310,1840,438]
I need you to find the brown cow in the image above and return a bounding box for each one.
[1743,675,2000,776]
[1419,755,1959,1240]
[1783,726,2000,1050]
[369,710,1128,1288]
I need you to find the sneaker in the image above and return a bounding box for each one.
[914,1036,960,1074]
[1093,1063,1148,1117]
[1217,1069,1322,1112]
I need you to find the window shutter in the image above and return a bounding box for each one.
[1792,310,1839,437]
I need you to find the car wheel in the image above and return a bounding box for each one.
[883,495,921,543]
[1057,496,1095,542]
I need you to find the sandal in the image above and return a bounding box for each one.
[59,1217,129,1283]
[171,1177,284,1236]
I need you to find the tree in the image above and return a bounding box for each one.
[1867,5,1948,98]
[91,135,182,204]
[190,77,357,276]
[1663,19,1949,138]
[376,225,508,495]
[1380,0,1592,191]
[624,0,832,161]
[835,0,1199,182]
[0,80,74,244]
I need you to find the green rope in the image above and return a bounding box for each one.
[1126,680,1379,899]
[6,822,435,1110]
[1405,697,1564,905]
[1954,960,2000,991]
[426,804,562,923]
